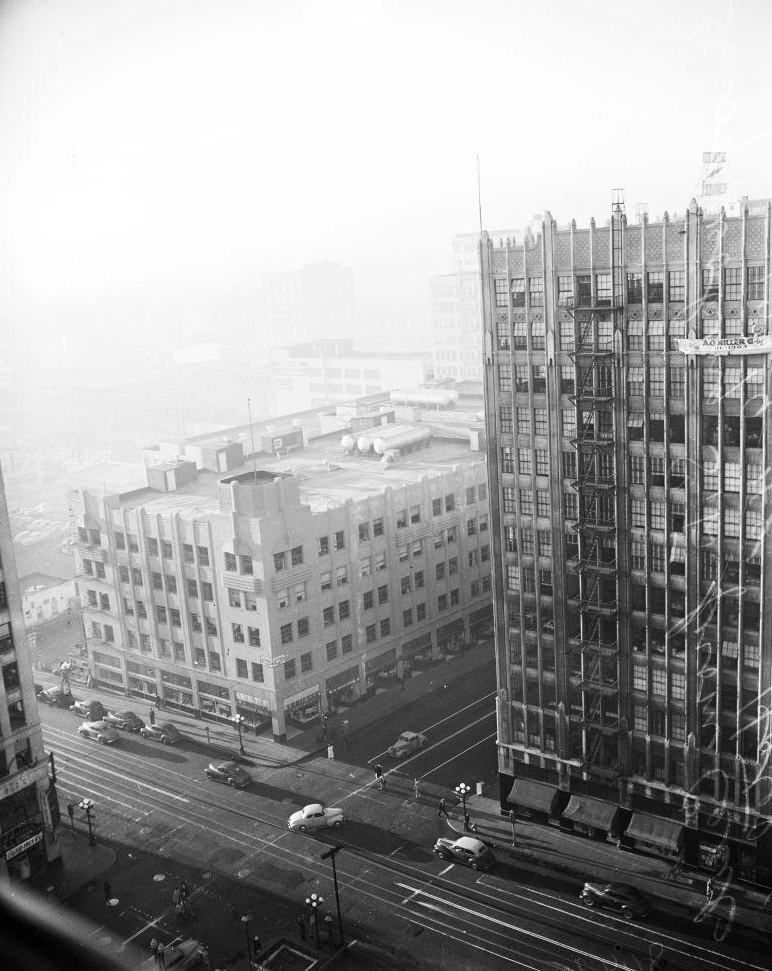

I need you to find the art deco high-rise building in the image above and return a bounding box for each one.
[481,199,772,883]
[0,463,61,878]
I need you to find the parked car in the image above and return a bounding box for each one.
[205,761,252,788]
[38,686,74,708]
[103,709,145,732]
[139,721,182,745]
[433,836,495,871]
[139,937,207,971]
[580,882,650,919]
[78,720,120,745]
[70,699,107,720]
[287,803,344,832]
[387,730,428,759]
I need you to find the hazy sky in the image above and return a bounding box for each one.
[1,0,771,368]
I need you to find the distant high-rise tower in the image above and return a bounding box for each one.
[0,463,61,878]
[482,199,772,884]
[260,261,356,347]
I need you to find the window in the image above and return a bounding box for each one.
[375,552,386,572]
[724,266,742,301]
[445,494,455,512]
[515,365,529,392]
[436,562,446,580]
[414,570,424,589]
[181,543,194,564]
[196,545,209,567]
[397,508,408,529]
[495,277,509,307]
[627,319,644,350]
[498,365,512,393]
[519,489,533,515]
[528,277,544,307]
[628,367,645,396]
[324,605,335,626]
[745,508,763,540]
[533,409,548,437]
[297,616,310,638]
[631,499,646,527]
[410,505,421,524]
[239,555,253,575]
[596,273,612,305]
[336,565,348,586]
[557,275,573,306]
[561,410,576,438]
[373,517,384,537]
[563,493,578,518]
[671,672,686,700]
[668,270,685,302]
[235,658,248,679]
[274,551,287,572]
[338,600,350,621]
[516,407,529,435]
[284,658,296,679]
[649,366,666,398]
[647,272,664,303]
[224,551,237,572]
[516,448,530,475]
[417,603,426,622]
[531,319,546,350]
[432,497,442,517]
[535,449,549,476]
[334,530,345,551]
[627,273,643,303]
[379,618,391,637]
[651,544,666,573]
[520,528,534,554]
[536,491,549,518]
[438,593,447,611]
[633,665,647,691]
[577,274,592,306]
[205,618,217,637]
[559,319,573,350]
[702,267,719,300]
[290,545,303,567]
[298,651,312,673]
[747,265,765,301]
[651,501,666,530]
[537,530,552,556]
[510,277,525,307]
[232,623,245,643]
[248,626,261,647]
[532,364,547,393]
[366,624,377,643]
[281,623,293,644]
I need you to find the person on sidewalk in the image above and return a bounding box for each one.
[155,694,162,710]
[149,708,155,726]
[464,812,477,832]
[67,803,75,831]
[437,798,449,818]
[374,764,385,790]
[706,876,715,903]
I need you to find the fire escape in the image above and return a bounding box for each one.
[568,193,625,779]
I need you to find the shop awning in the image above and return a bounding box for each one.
[284,684,320,707]
[624,813,684,852]
[562,796,619,831]
[507,778,558,815]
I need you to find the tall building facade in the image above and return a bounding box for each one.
[260,260,356,347]
[0,464,61,879]
[70,422,492,741]
[482,200,772,882]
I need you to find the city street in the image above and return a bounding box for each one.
[35,668,770,971]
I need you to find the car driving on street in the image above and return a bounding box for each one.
[77,720,120,745]
[287,803,344,832]
[139,721,182,745]
[433,836,495,871]
[103,709,145,732]
[205,761,252,788]
[580,881,650,919]
[387,730,428,758]
[70,699,107,720]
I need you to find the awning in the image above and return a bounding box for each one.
[562,796,619,831]
[283,684,320,707]
[507,778,558,815]
[625,813,684,852]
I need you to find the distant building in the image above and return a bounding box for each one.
[482,198,772,883]
[270,339,431,413]
[260,260,356,346]
[70,395,492,740]
[0,463,61,879]
[20,574,77,628]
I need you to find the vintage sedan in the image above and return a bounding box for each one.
[78,720,120,745]
[103,709,145,732]
[580,882,650,919]
[139,721,183,745]
[387,730,428,759]
[433,836,495,871]
[70,699,107,720]
[287,803,344,832]
[205,761,252,788]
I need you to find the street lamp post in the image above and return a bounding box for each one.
[305,892,323,947]
[240,912,253,968]
[321,844,345,947]
[455,782,471,821]
[509,809,516,846]
[79,798,95,846]
[233,714,245,755]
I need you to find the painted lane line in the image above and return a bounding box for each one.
[56,763,190,802]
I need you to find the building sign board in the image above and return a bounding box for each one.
[5,831,43,860]
[678,336,772,356]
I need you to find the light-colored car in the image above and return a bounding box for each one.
[205,761,252,788]
[433,836,495,871]
[387,730,428,759]
[287,803,344,832]
[140,721,182,745]
[78,720,120,745]
[70,699,107,720]
[38,686,74,708]
[103,709,145,732]
[140,937,206,970]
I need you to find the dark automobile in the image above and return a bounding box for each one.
[432,836,495,871]
[103,709,145,732]
[139,721,182,745]
[38,686,74,708]
[580,882,650,919]
[205,761,252,788]
[70,699,107,720]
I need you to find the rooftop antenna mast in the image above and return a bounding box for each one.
[247,397,258,484]
[476,155,484,236]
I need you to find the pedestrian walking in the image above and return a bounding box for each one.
[155,693,162,709]
[414,778,420,801]
[149,708,155,726]
[437,798,449,818]
[156,943,166,968]
[103,881,112,904]
[150,939,159,965]
[464,812,477,833]
[706,877,715,903]
[67,803,75,831]
[374,764,385,790]
[327,743,335,760]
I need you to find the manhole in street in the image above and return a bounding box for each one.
[202,871,212,880]
[237,868,252,879]
[153,874,166,882]
[107,898,119,907]
[98,935,112,946]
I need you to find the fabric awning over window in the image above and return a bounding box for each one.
[647,321,666,335]
[561,796,619,831]
[507,778,558,815]
[624,813,684,852]
[627,415,644,428]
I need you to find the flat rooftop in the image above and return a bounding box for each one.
[115,431,484,517]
